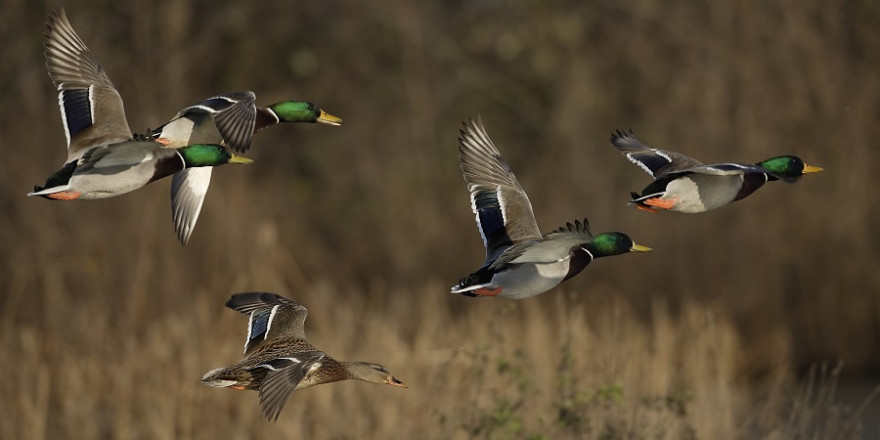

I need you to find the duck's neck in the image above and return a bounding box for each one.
[340,361,372,380]
[340,361,394,384]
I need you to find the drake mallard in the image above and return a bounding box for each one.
[28,11,251,205]
[450,118,651,300]
[202,292,406,421]
[611,130,823,213]
[149,92,342,244]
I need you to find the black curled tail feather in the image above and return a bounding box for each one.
[628,191,647,207]
[451,266,494,297]
[31,185,56,200]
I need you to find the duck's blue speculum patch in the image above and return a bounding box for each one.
[249,311,271,344]
[474,191,512,264]
[60,89,93,138]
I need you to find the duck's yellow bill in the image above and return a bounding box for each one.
[803,164,823,173]
[229,155,254,164]
[631,243,653,252]
[317,110,343,126]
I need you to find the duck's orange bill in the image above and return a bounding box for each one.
[803,164,823,173]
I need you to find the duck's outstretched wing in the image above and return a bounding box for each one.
[610,130,704,178]
[459,117,542,265]
[45,9,132,161]
[225,292,310,355]
[255,350,325,422]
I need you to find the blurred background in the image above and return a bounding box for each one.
[1,0,878,438]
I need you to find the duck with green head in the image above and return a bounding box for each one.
[610,130,823,214]
[151,93,341,244]
[31,142,251,200]
[28,8,253,248]
[255,100,342,132]
[450,118,651,300]
[28,9,252,203]
[202,292,406,422]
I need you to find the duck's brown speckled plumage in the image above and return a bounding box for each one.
[202,292,406,422]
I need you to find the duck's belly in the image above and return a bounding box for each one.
[665,175,741,213]
[70,146,182,199]
[69,167,158,199]
[491,261,569,299]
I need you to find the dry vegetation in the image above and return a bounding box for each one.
[1,0,878,438]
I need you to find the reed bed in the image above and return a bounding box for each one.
[1,0,878,438]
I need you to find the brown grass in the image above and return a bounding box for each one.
[1,0,878,438]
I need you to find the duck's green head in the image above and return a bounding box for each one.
[178,144,253,167]
[266,101,342,126]
[586,232,652,258]
[757,155,823,182]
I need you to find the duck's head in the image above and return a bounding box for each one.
[347,362,407,388]
[586,232,652,258]
[757,155,823,182]
[265,101,342,126]
[179,144,253,167]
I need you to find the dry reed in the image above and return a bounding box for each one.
[0,0,878,438]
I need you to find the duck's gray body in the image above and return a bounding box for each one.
[29,140,185,199]
[468,254,579,300]
[642,171,760,214]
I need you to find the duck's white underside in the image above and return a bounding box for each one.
[453,259,570,300]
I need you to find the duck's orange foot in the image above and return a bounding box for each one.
[474,287,503,296]
[643,197,677,210]
[46,191,82,200]
[635,204,659,213]
[231,385,246,390]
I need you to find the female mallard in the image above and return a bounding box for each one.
[149,92,342,244]
[202,292,406,422]
[450,118,651,300]
[28,11,251,205]
[610,130,823,213]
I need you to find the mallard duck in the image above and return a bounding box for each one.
[202,292,406,422]
[610,130,823,213]
[28,11,251,202]
[149,92,342,244]
[151,92,343,152]
[29,141,251,200]
[450,118,651,300]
